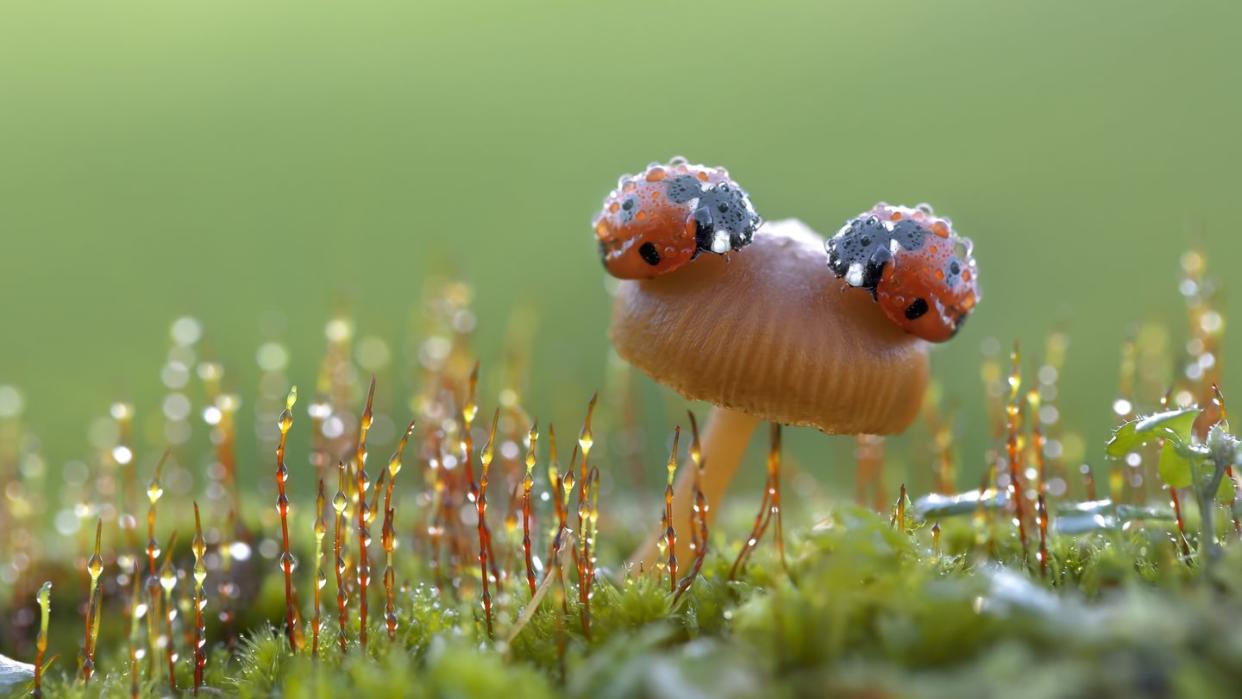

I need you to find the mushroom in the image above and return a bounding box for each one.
[613,219,931,567]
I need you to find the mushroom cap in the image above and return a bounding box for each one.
[610,219,930,434]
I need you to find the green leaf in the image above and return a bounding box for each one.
[1135,408,1200,441]
[1157,440,1193,489]
[1106,421,1140,459]
[1218,469,1237,505]
[1106,408,1200,459]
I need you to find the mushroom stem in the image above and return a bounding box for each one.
[630,406,760,569]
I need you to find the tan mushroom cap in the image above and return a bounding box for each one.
[610,218,930,434]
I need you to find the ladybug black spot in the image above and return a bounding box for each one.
[666,175,703,203]
[905,297,930,320]
[619,196,639,224]
[639,242,661,266]
[891,220,927,251]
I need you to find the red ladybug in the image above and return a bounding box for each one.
[825,203,980,342]
[594,157,762,279]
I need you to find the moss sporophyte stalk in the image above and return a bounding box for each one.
[275,386,298,653]
[4,242,1242,698]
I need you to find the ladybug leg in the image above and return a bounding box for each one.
[729,227,754,250]
[693,209,715,253]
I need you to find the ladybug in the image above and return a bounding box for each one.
[825,203,980,342]
[594,157,762,279]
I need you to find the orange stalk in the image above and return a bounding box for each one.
[587,467,600,589]
[555,473,575,616]
[674,412,709,602]
[1032,425,1047,495]
[384,421,416,530]
[891,483,908,529]
[192,503,207,692]
[158,530,179,693]
[522,420,540,596]
[729,424,786,580]
[218,394,242,517]
[580,467,600,636]
[553,442,579,578]
[33,582,51,699]
[575,396,597,638]
[664,428,681,592]
[426,433,447,591]
[382,505,397,639]
[544,426,570,578]
[81,517,104,683]
[311,480,326,657]
[549,522,570,682]
[686,411,704,554]
[382,421,414,640]
[354,377,376,649]
[463,362,480,497]
[673,464,708,604]
[478,408,500,637]
[1006,342,1029,560]
[276,387,299,652]
[127,569,141,698]
[332,461,349,652]
[1036,493,1049,579]
[575,471,590,638]
[577,394,597,524]
[145,449,171,680]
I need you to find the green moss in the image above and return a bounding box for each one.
[11,501,1242,698]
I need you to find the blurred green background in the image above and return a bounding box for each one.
[2,0,1239,500]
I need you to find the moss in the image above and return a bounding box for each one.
[11,499,1242,698]
[4,278,1242,698]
